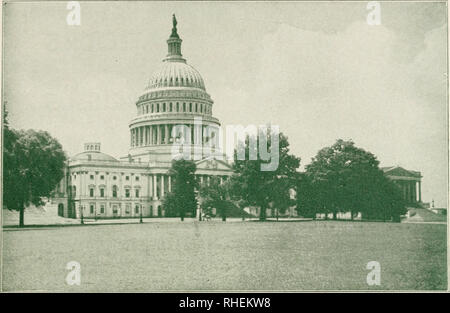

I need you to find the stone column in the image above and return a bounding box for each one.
[150,125,154,145]
[147,174,152,199]
[143,126,147,146]
[165,124,169,144]
[134,128,137,147]
[402,181,408,201]
[153,175,157,200]
[137,127,140,146]
[161,175,165,197]
[157,125,162,145]
[418,181,422,202]
[168,175,172,193]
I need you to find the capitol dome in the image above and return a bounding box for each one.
[146,61,205,91]
[128,15,221,161]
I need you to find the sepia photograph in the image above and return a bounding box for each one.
[1,0,448,295]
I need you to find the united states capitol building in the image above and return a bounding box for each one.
[53,16,233,219]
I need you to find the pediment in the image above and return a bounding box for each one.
[383,166,420,178]
[195,157,233,171]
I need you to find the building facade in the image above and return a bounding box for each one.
[382,166,422,205]
[53,16,233,219]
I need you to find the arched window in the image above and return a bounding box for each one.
[163,103,166,112]
[157,103,160,113]
[112,185,118,198]
[176,103,179,112]
[151,104,154,113]
[169,103,172,112]
[183,103,186,112]
[189,103,192,112]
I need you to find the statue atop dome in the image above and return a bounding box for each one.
[170,14,179,38]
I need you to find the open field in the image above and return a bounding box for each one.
[2,220,447,291]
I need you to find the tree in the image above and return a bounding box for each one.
[304,139,406,222]
[295,172,318,219]
[232,129,300,221]
[165,159,198,221]
[3,125,67,227]
[199,176,232,221]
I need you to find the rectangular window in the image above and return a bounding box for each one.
[126,176,129,181]
[135,189,140,198]
[125,189,130,198]
[100,175,104,180]
[90,204,94,214]
[100,204,105,214]
[126,204,131,214]
[112,205,118,214]
[135,205,139,214]
[90,188,94,197]
[90,175,94,180]
[135,176,139,181]
[100,188,104,197]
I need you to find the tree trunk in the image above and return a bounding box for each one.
[19,206,24,227]
[350,211,354,221]
[332,211,337,220]
[259,206,266,221]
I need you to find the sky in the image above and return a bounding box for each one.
[3,1,448,207]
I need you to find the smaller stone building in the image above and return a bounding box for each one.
[382,166,422,205]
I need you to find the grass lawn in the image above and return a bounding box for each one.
[2,220,447,291]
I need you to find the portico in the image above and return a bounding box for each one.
[382,166,422,204]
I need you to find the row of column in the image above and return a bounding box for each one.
[148,174,229,200]
[131,124,218,148]
[398,180,421,203]
[138,102,212,115]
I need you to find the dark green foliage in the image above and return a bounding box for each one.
[163,159,198,221]
[231,129,300,221]
[295,173,318,218]
[303,139,406,221]
[3,112,67,226]
[199,176,232,221]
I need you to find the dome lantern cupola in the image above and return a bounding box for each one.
[165,14,185,62]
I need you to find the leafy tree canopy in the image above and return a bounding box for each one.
[3,126,67,226]
[231,129,300,220]
[303,139,405,221]
[164,159,198,221]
